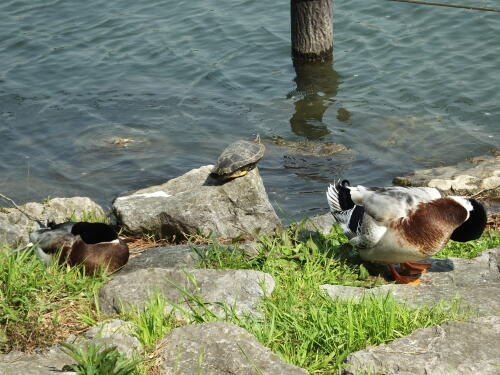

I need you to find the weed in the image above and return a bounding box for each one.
[61,342,145,375]
[42,196,53,205]
[125,293,181,350]
[67,210,110,224]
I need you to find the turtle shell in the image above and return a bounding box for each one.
[212,139,265,177]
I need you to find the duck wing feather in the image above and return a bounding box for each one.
[348,185,442,223]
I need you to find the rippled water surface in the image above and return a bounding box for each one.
[1,0,499,222]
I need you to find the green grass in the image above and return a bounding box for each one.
[124,293,181,350]
[201,225,372,287]
[0,219,495,374]
[60,342,145,375]
[0,247,107,352]
[435,230,500,259]
[0,209,113,352]
[68,209,110,224]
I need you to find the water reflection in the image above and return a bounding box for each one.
[288,57,340,140]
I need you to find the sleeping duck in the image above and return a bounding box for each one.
[29,221,129,275]
[326,180,487,284]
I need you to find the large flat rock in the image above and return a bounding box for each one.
[99,268,274,318]
[158,322,308,375]
[120,244,208,273]
[321,247,500,316]
[344,316,500,375]
[394,150,500,197]
[112,165,281,240]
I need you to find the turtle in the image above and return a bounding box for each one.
[211,136,265,179]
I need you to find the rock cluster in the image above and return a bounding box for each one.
[394,150,500,197]
[321,247,500,375]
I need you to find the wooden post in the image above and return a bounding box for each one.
[291,0,333,62]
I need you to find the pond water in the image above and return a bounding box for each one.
[0,0,499,223]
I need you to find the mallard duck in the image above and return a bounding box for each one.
[326,180,487,284]
[29,221,129,274]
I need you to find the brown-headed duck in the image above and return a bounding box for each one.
[29,221,129,275]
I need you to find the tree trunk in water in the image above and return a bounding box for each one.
[291,0,333,62]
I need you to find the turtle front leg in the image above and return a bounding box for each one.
[229,170,249,178]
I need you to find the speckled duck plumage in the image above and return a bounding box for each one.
[326,180,487,283]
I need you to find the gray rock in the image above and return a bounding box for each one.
[99,268,274,318]
[292,213,335,241]
[394,150,500,197]
[320,285,373,302]
[237,240,262,255]
[0,197,105,248]
[344,316,500,375]
[321,247,500,316]
[158,321,308,375]
[121,244,208,274]
[81,319,142,357]
[302,213,335,235]
[112,165,281,240]
[120,242,260,273]
[84,319,136,340]
[0,346,74,375]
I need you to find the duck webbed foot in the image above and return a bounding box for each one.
[388,264,421,285]
[400,262,432,275]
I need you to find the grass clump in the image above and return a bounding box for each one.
[202,225,372,287]
[435,230,500,259]
[68,209,110,224]
[125,293,181,350]
[0,247,106,352]
[61,342,145,375]
[241,295,463,373]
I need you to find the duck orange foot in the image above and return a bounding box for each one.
[388,264,421,285]
[400,262,432,275]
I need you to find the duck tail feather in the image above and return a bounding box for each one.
[327,182,342,212]
[327,179,355,212]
